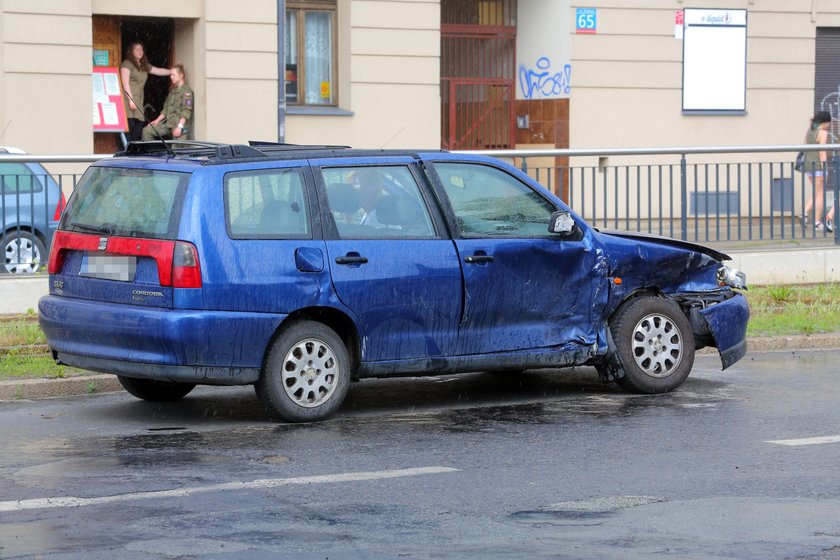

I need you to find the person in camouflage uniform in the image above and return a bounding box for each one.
[142,63,194,141]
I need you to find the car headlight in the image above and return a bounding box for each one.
[717,265,747,290]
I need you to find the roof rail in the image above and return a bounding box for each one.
[215,144,267,159]
[116,140,269,160]
[117,140,226,157]
[115,140,355,162]
[248,140,351,151]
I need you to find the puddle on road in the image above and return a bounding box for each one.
[146,426,187,432]
[394,385,735,434]
[511,495,667,527]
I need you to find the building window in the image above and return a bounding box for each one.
[286,2,336,106]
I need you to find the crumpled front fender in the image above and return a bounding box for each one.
[698,293,750,370]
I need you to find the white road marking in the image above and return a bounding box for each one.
[0,466,459,513]
[766,435,840,447]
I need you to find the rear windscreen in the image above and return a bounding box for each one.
[60,167,188,239]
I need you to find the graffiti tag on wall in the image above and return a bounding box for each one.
[518,57,572,100]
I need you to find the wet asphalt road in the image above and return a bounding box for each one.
[2,350,840,559]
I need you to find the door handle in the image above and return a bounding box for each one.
[335,255,368,265]
[464,255,494,264]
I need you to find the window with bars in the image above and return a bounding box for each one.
[286,1,337,106]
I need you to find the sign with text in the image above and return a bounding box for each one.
[92,67,128,132]
[576,8,597,34]
[675,10,684,39]
[92,49,109,66]
[682,8,747,112]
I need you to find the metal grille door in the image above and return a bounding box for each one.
[441,0,516,150]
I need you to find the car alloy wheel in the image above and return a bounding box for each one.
[256,320,351,422]
[2,232,46,274]
[630,312,684,378]
[610,296,695,394]
[281,337,340,407]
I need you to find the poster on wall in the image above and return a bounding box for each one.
[516,0,572,100]
[682,9,747,113]
[92,67,128,132]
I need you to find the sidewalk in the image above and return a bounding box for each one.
[2,332,839,402]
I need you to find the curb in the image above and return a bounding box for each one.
[0,374,121,401]
[745,332,840,353]
[1,334,839,402]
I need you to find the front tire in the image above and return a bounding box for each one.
[610,296,695,394]
[255,321,351,423]
[117,376,196,401]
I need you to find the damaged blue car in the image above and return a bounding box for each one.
[38,142,749,422]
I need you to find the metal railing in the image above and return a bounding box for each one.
[0,154,108,274]
[463,145,840,247]
[2,146,839,274]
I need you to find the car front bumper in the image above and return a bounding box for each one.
[697,292,750,369]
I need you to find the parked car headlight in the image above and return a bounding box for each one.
[717,265,747,290]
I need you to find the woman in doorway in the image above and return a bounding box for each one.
[142,63,194,141]
[120,42,171,142]
[801,111,834,232]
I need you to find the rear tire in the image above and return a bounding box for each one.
[256,321,350,423]
[610,296,694,394]
[117,376,196,401]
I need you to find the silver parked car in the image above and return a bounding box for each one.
[1,147,65,273]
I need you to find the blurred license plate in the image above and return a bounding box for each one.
[80,254,137,282]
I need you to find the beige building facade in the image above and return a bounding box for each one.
[569,1,840,153]
[0,0,440,155]
[0,0,839,158]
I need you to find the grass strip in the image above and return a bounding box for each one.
[1,283,838,380]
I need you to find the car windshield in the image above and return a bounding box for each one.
[60,166,188,239]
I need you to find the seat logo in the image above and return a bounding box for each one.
[98,237,108,251]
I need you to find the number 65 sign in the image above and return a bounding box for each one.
[576,8,597,34]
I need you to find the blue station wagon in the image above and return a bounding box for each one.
[39,142,749,422]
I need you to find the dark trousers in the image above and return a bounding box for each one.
[127,118,145,142]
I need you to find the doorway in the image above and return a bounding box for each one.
[121,19,174,122]
[440,0,517,150]
[92,15,174,153]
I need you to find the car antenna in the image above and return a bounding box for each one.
[122,88,176,158]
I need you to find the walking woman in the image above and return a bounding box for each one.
[801,111,834,232]
[120,42,171,142]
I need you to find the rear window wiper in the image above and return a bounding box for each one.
[70,222,119,235]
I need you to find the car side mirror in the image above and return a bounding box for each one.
[548,210,576,235]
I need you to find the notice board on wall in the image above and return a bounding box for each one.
[682,9,747,113]
[92,67,128,132]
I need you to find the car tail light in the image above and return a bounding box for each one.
[172,241,202,288]
[47,232,68,274]
[47,230,92,274]
[48,232,201,289]
[53,192,66,221]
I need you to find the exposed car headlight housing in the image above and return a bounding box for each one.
[717,265,747,290]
